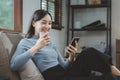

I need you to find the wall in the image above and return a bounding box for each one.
[22,0,68,56]
[111,0,120,65]
[23,0,40,33]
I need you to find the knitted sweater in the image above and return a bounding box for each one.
[10,35,70,72]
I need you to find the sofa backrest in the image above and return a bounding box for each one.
[0,31,24,80]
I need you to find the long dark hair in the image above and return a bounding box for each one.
[25,9,52,38]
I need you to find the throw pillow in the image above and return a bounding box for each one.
[19,59,44,80]
[0,31,21,80]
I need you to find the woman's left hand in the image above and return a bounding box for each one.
[66,41,78,62]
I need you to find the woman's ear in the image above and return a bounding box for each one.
[32,21,36,27]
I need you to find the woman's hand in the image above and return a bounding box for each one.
[66,41,78,62]
[30,33,50,55]
[36,32,50,49]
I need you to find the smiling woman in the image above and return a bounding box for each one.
[0,0,22,32]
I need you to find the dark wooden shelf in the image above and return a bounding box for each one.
[70,4,110,9]
[67,0,111,55]
[70,28,108,31]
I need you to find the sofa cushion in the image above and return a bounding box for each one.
[19,59,44,80]
[0,38,10,77]
[0,32,24,58]
[0,31,23,80]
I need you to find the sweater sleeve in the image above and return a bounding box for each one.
[54,46,71,69]
[10,39,33,71]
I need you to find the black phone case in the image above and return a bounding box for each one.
[71,37,79,47]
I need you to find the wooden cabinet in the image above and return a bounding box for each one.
[116,39,120,69]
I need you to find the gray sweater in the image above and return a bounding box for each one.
[10,35,70,72]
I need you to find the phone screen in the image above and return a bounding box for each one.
[71,37,79,47]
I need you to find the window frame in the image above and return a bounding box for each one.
[0,0,22,32]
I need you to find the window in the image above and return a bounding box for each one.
[40,0,63,30]
[0,0,13,30]
[0,0,22,32]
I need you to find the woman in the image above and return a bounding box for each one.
[10,9,120,80]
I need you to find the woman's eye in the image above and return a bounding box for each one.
[42,22,46,24]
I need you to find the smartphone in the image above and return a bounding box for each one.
[71,37,80,47]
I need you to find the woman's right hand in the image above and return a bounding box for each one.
[36,32,50,49]
[30,33,50,55]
